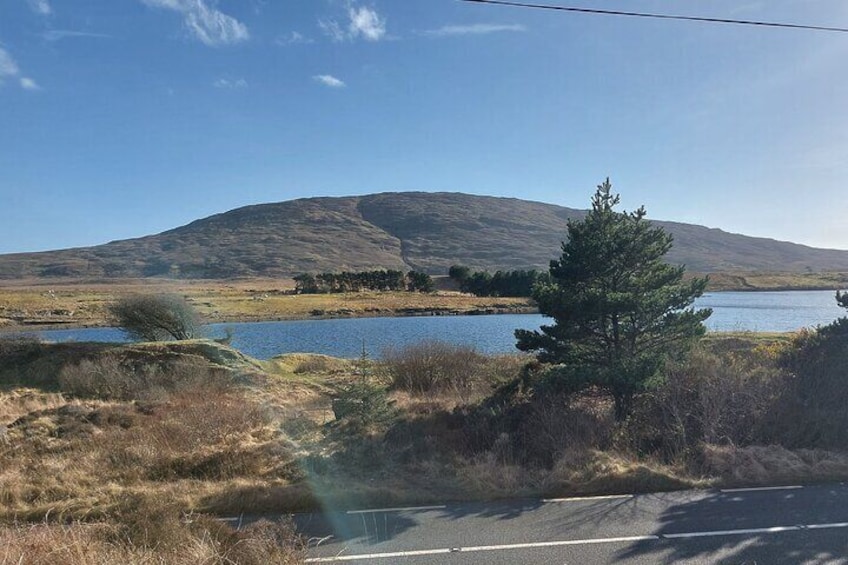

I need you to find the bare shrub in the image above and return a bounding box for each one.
[517,393,613,467]
[382,340,488,396]
[109,294,200,341]
[768,321,848,449]
[622,346,787,461]
[58,354,233,401]
[0,335,51,388]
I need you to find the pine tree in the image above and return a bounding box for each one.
[516,179,712,420]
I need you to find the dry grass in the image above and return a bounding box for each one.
[700,445,848,486]
[0,384,296,520]
[5,329,848,560]
[0,513,305,564]
[0,278,533,329]
[0,340,304,521]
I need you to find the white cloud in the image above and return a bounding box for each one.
[348,6,386,41]
[0,48,20,81]
[320,4,386,42]
[140,0,249,46]
[313,74,346,88]
[214,77,248,89]
[20,77,40,90]
[27,0,52,15]
[425,23,527,36]
[275,31,313,46]
[0,47,39,91]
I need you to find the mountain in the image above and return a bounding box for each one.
[2,192,848,279]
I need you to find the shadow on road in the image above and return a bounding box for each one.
[617,487,848,564]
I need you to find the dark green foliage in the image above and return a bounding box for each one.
[837,290,848,309]
[459,269,548,297]
[331,382,397,433]
[292,273,319,293]
[109,294,200,341]
[516,179,711,420]
[448,264,470,282]
[406,270,434,292]
[293,270,408,293]
[331,347,397,433]
[461,271,492,296]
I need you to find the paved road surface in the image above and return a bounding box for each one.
[294,483,848,564]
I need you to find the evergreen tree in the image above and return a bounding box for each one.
[407,270,435,293]
[516,179,712,420]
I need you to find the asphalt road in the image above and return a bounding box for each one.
[294,483,848,564]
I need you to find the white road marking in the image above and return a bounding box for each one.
[806,522,848,530]
[346,505,447,515]
[305,536,658,562]
[663,525,800,538]
[305,521,848,562]
[720,485,803,493]
[543,494,634,503]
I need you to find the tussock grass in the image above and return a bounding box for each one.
[0,511,305,564]
[5,328,848,561]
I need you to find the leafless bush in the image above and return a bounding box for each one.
[109,294,200,341]
[382,340,489,397]
[518,393,613,467]
[766,321,848,449]
[622,347,787,461]
[0,335,50,387]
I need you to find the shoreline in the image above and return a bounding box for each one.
[1,272,845,333]
[0,303,541,333]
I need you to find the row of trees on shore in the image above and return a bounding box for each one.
[292,270,434,294]
[447,265,549,297]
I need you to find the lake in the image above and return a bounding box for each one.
[18,290,847,360]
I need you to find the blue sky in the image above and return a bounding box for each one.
[2,0,847,254]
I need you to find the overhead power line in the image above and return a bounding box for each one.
[460,0,848,34]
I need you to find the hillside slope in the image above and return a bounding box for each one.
[2,192,848,279]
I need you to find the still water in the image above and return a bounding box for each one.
[23,291,846,360]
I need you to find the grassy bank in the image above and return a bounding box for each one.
[0,278,533,329]
[694,270,848,292]
[2,271,846,329]
[3,326,848,560]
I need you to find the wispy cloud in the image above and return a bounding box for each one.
[19,77,40,90]
[0,48,20,81]
[425,23,527,37]
[27,0,52,15]
[214,77,248,89]
[0,47,39,91]
[140,0,249,46]
[318,19,346,42]
[41,30,112,42]
[313,74,346,88]
[275,31,313,46]
[320,4,386,42]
